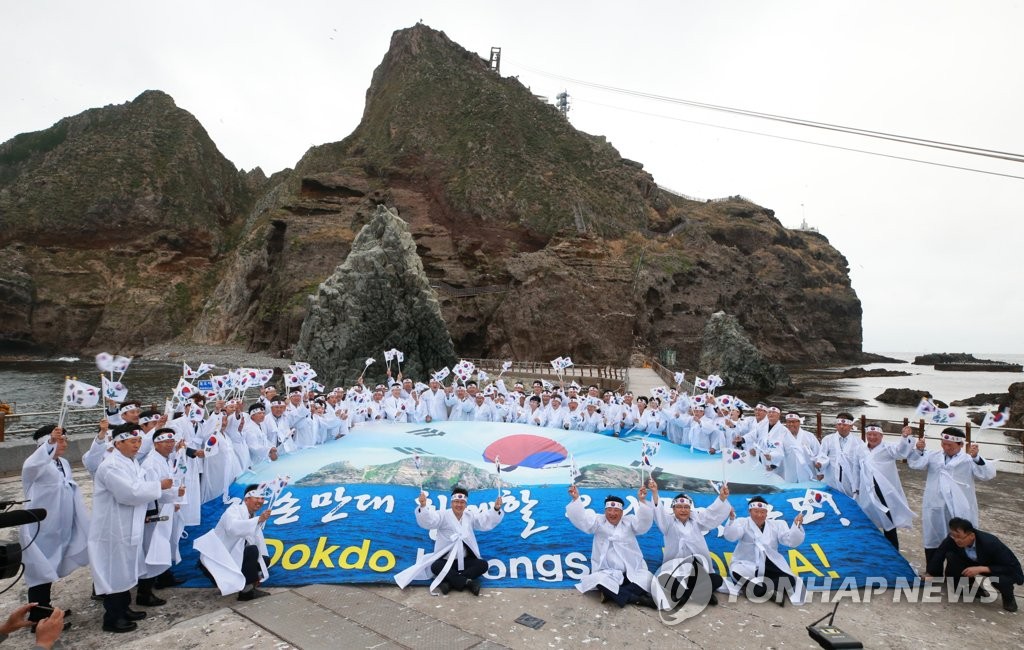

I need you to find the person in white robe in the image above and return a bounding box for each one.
[545,396,569,430]
[261,397,296,456]
[471,393,497,422]
[687,406,725,453]
[734,404,771,450]
[199,406,244,504]
[814,412,868,496]
[137,428,187,605]
[221,401,251,473]
[906,426,996,564]
[88,424,170,633]
[565,484,660,609]
[520,395,546,426]
[760,413,820,483]
[723,497,806,605]
[382,384,414,422]
[447,387,476,422]
[241,404,277,468]
[20,426,90,624]
[855,423,916,549]
[195,484,272,600]
[648,479,731,608]
[394,487,504,595]
[167,396,215,526]
[419,380,455,423]
[581,400,606,433]
[285,388,315,448]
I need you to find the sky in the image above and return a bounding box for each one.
[2,1,1022,354]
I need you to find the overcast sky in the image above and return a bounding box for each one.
[3,1,1022,355]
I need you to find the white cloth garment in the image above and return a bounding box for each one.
[195,502,269,596]
[394,503,503,594]
[20,441,90,588]
[907,448,996,548]
[88,450,163,594]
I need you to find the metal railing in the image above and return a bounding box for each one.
[461,358,628,390]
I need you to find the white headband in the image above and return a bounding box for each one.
[113,429,143,442]
[153,431,175,443]
[748,501,769,510]
[604,500,624,510]
[835,418,854,425]
[767,406,781,413]
[865,425,883,433]
[670,496,693,507]
[450,493,468,502]
[785,413,801,421]
[244,490,264,499]
[940,432,965,443]
[119,404,139,414]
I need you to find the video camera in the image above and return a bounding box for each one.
[0,500,47,580]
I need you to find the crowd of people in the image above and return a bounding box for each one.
[6,367,1021,645]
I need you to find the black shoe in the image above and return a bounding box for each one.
[103,619,138,633]
[1003,596,1018,612]
[437,582,451,595]
[237,588,270,601]
[123,608,147,621]
[154,577,187,589]
[636,593,658,609]
[467,579,480,596]
[136,593,167,607]
[709,593,719,606]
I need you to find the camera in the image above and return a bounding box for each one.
[0,505,48,580]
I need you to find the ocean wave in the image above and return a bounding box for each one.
[51,356,80,362]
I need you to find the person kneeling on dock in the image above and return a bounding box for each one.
[565,484,662,609]
[394,487,504,596]
[723,496,806,606]
[194,484,272,601]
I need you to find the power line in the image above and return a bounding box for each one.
[573,96,1024,182]
[508,61,1024,165]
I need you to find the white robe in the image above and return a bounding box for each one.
[394,504,503,594]
[242,417,273,468]
[815,433,867,496]
[20,442,90,587]
[855,438,916,532]
[286,403,315,448]
[654,496,731,566]
[763,428,820,483]
[419,389,455,423]
[140,451,183,578]
[723,516,806,604]
[88,450,163,594]
[565,499,662,603]
[907,448,996,548]
[195,503,269,596]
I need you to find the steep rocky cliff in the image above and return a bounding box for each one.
[1,24,862,370]
[0,90,261,353]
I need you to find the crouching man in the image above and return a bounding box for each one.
[194,484,272,601]
[566,484,662,609]
[395,487,504,596]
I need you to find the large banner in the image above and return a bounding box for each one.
[178,422,916,590]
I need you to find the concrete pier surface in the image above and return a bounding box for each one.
[1,465,1020,649]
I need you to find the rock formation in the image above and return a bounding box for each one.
[295,205,455,386]
[875,388,932,405]
[698,311,789,393]
[0,24,864,371]
[0,90,260,353]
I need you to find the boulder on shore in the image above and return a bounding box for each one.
[875,388,932,405]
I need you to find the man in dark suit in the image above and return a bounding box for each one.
[925,517,1022,612]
